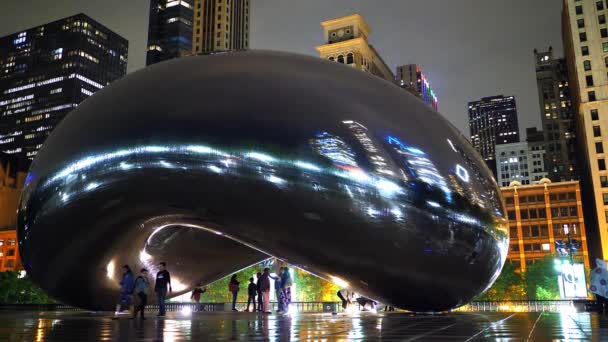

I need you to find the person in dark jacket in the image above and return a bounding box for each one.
[260,268,272,313]
[246,277,257,312]
[280,267,293,313]
[154,262,172,317]
[229,274,240,311]
[132,268,149,320]
[112,265,135,319]
[256,272,263,312]
[191,284,207,312]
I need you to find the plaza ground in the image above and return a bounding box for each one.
[0,310,607,341]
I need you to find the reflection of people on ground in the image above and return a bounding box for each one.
[256,272,263,312]
[191,283,207,312]
[279,267,293,313]
[590,258,608,315]
[260,268,271,313]
[337,289,353,310]
[383,305,395,312]
[269,271,281,311]
[229,274,240,311]
[155,262,172,317]
[247,277,257,312]
[112,265,135,319]
[132,268,150,320]
[356,297,377,311]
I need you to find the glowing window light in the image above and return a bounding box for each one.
[246,152,275,163]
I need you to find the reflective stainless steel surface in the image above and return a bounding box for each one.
[18,50,508,311]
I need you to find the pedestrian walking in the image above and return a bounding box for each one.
[246,277,257,312]
[256,272,263,312]
[112,265,135,319]
[154,262,172,317]
[191,284,207,312]
[132,268,150,320]
[229,274,240,311]
[260,268,271,313]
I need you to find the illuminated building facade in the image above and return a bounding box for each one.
[563,0,608,260]
[192,0,250,54]
[496,141,548,187]
[0,14,128,160]
[0,153,27,272]
[468,95,520,176]
[534,47,578,181]
[146,0,194,65]
[316,14,394,82]
[502,180,589,272]
[0,229,20,271]
[396,64,439,111]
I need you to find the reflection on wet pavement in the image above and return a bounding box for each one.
[1,311,607,341]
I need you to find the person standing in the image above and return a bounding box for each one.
[229,274,240,311]
[246,277,257,312]
[256,272,263,312]
[155,262,172,317]
[132,268,150,320]
[191,284,207,312]
[112,265,135,319]
[337,289,352,310]
[270,269,283,312]
[280,267,293,313]
[260,268,271,313]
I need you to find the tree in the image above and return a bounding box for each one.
[0,271,52,304]
[524,256,560,300]
[475,262,526,301]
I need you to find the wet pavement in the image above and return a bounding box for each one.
[0,310,607,341]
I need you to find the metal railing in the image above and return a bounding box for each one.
[453,300,581,313]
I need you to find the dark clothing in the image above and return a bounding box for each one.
[257,290,263,312]
[259,274,271,292]
[231,291,238,310]
[155,270,171,291]
[133,292,147,319]
[248,283,257,297]
[120,272,135,294]
[157,288,167,315]
[247,294,256,311]
[337,290,348,309]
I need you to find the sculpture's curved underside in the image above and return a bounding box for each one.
[18,51,508,311]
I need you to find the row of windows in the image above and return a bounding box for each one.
[504,192,576,205]
[575,1,608,16]
[507,206,578,220]
[510,243,551,253]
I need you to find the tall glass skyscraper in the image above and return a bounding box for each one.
[0,13,128,160]
[468,95,520,176]
[146,0,194,66]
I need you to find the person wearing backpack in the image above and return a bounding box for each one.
[228,274,240,311]
[132,268,150,320]
[112,265,135,319]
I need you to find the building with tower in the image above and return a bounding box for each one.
[146,0,194,65]
[0,13,128,160]
[534,47,578,181]
[192,0,250,54]
[468,95,520,176]
[316,14,394,82]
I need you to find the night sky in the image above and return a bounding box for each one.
[1,0,562,137]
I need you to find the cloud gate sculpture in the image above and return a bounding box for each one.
[18,50,508,311]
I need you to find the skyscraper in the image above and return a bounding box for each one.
[495,141,547,187]
[563,0,608,260]
[468,95,520,176]
[192,0,250,54]
[316,14,394,82]
[146,0,194,65]
[534,47,578,181]
[0,14,128,160]
[396,64,439,111]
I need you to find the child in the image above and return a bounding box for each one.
[246,277,257,312]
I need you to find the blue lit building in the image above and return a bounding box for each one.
[146,0,194,65]
[0,13,128,160]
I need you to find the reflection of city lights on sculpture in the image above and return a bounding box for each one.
[447,138,458,153]
[330,275,349,288]
[19,51,507,312]
[456,164,470,183]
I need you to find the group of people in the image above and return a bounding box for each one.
[230,266,293,313]
[112,262,172,320]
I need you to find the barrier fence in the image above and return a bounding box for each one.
[0,300,597,313]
